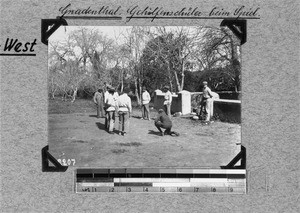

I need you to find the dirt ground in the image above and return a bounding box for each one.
[48,99,241,168]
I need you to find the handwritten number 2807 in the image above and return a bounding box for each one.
[57,158,76,166]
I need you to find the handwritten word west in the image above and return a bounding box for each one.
[2,38,37,53]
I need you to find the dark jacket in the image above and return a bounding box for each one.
[93,92,104,105]
[155,111,172,128]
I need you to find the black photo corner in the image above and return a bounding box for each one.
[221,145,246,169]
[42,145,68,172]
[220,19,247,45]
[41,17,68,45]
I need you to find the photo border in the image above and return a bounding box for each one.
[42,17,247,172]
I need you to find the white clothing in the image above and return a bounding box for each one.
[142,91,151,105]
[106,93,116,111]
[163,91,172,105]
[118,94,132,113]
[104,91,109,104]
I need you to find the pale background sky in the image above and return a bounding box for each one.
[49,26,200,44]
[49,26,134,44]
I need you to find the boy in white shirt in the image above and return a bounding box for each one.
[105,87,117,134]
[104,85,110,104]
[141,86,151,120]
[163,86,172,118]
[104,85,119,129]
[200,81,213,122]
[117,88,132,136]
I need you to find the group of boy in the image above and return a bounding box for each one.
[93,81,213,136]
[142,85,176,136]
[93,85,177,136]
[93,85,132,135]
[158,82,214,122]
[141,85,173,120]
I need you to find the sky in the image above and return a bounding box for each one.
[49,26,134,44]
[48,26,203,63]
[49,26,203,44]
[49,26,136,67]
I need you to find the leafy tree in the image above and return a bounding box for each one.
[141,27,206,92]
[194,27,241,92]
[48,27,118,101]
[121,26,150,105]
[48,39,87,102]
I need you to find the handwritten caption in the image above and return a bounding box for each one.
[58,4,260,22]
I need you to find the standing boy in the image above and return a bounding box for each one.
[104,85,111,129]
[200,81,213,122]
[163,86,172,118]
[105,87,117,134]
[141,86,151,120]
[117,88,132,136]
[93,89,105,118]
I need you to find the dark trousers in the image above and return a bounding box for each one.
[142,104,150,119]
[96,103,105,118]
[118,111,129,133]
[106,111,115,132]
[155,122,172,134]
[200,98,211,121]
[164,104,171,118]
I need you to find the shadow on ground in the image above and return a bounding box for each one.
[148,130,161,136]
[96,122,121,134]
[89,115,106,118]
[96,122,106,131]
[132,115,142,119]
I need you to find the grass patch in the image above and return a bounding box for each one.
[49,98,156,115]
[118,142,142,147]
[195,133,214,136]
[111,149,127,154]
[71,140,87,143]
[49,98,95,114]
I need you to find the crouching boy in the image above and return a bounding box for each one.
[154,109,179,136]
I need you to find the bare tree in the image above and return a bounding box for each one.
[143,26,206,92]
[194,27,241,91]
[49,32,88,102]
[68,27,115,85]
[122,26,150,105]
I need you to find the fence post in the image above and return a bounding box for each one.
[178,90,191,115]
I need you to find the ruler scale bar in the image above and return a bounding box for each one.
[79,181,245,187]
[75,168,247,194]
[77,174,246,179]
[76,185,246,193]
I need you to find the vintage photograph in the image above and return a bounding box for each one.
[48,26,241,168]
